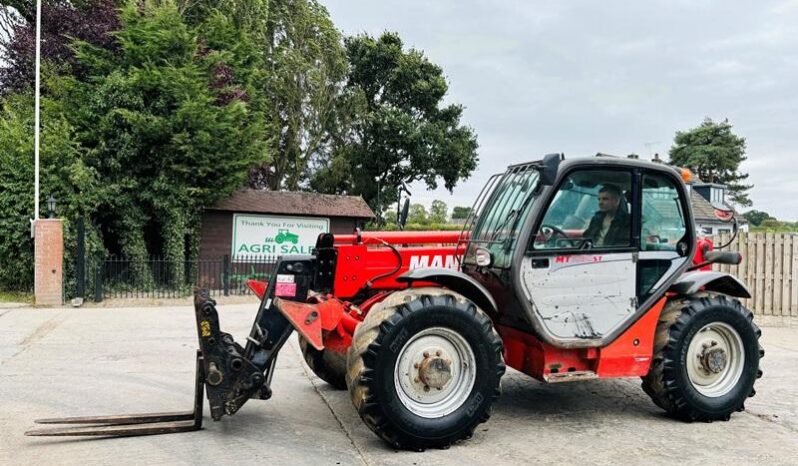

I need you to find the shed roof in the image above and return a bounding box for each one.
[209,189,374,219]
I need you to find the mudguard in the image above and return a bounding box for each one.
[668,271,751,299]
[397,267,498,314]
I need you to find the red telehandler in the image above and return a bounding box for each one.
[28,154,762,450]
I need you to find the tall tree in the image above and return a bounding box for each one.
[0,92,101,290]
[406,203,428,225]
[429,200,448,224]
[310,32,479,215]
[248,0,348,190]
[669,118,752,206]
[451,206,471,219]
[743,210,772,227]
[0,0,120,94]
[57,0,268,278]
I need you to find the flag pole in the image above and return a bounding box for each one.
[34,0,42,221]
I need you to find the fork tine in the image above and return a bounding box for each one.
[27,351,206,438]
[25,419,200,437]
[34,411,196,425]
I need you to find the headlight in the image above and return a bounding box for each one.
[475,247,492,267]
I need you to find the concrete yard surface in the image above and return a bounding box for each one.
[1,303,797,465]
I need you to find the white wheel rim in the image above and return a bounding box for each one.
[394,327,476,418]
[686,322,745,398]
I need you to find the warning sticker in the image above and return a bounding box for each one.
[275,283,297,297]
[276,274,295,283]
[554,255,603,264]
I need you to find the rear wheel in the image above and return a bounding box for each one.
[642,293,763,421]
[346,287,505,450]
[298,336,347,390]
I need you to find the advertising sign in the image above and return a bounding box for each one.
[232,214,329,260]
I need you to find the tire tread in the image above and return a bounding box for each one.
[346,287,505,450]
[642,292,762,421]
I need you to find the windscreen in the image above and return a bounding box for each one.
[465,164,540,268]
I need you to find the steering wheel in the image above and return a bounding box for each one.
[540,224,568,241]
[539,224,591,249]
[539,224,574,247]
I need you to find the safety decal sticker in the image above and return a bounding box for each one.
[554,255,604,264]
[275,283,297,297]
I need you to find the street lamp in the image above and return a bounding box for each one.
[46,195,56,219]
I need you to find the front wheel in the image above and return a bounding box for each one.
[346,288,505,450]
[642,293,763,421]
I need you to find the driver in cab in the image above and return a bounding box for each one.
[583,184,630,247]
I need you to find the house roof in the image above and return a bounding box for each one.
[692,182,727,189]
[209,189,374,219]
[690,190,719,222]
[690,190,747,225]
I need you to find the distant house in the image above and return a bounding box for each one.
[199,189,374,262]
[690,182,747,236]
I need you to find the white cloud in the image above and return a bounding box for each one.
[324,0,798,220]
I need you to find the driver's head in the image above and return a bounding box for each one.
[598,184,622,214]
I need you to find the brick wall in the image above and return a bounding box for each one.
[34,219,63,306]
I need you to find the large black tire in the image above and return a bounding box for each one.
[298,335,348,390]
[642,292,763,421]
[346,287,505,450]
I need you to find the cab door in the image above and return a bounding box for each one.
[519,168,637,340]
[637,171,692,301]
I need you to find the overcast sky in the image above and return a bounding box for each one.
[323,0,798,220]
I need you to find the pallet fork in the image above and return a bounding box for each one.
[26,256,315,438]
[26,353,205,437]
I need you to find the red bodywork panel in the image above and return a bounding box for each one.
[498,298,667,380]
[693,236,715,271]
[249,231,465,299]
[273,296,362,351]
[247,231,464,359]
[330,231,465,298]
[248,230,678,381]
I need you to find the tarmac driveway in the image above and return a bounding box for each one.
[1,303,796,465]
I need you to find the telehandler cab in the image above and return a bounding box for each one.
[28,154,762,451]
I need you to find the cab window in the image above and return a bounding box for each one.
[532,170,632,250]
[641,173,687,251]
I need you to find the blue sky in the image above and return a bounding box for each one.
[323,0,798,220]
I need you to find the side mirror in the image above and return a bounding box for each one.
[539,153,563,186]
[398,199,410,230]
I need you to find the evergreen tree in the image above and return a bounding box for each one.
[669,118,752,206]
[57,0,268,279]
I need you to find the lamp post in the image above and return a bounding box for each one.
[47,195,56,219]
[34,0,42,221]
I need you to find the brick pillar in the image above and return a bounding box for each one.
[34,219,64,306]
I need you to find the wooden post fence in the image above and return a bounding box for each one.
[713,232,798,324]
